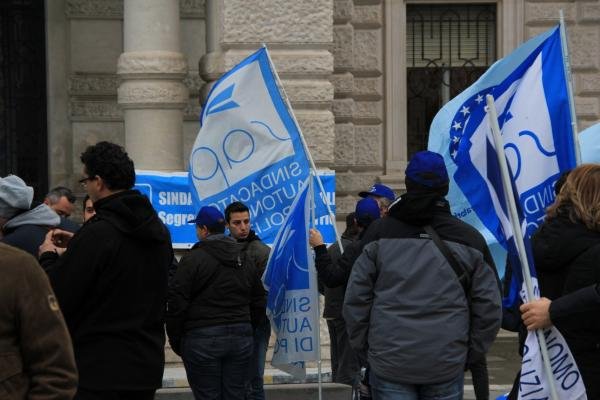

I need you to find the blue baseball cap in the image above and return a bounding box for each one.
[358,183,395,201]
[189,206,225,226]
[355,197,380,222]
[405,151,449,188]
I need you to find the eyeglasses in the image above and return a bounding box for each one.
[78,176,96,188]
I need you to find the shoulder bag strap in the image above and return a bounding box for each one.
[423,225,471,296]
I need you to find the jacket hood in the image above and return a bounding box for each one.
[194,234,243,268]
[3,203,60,231]
[388,191,450,226]
[533,210,600,272]
[94,190,169,243]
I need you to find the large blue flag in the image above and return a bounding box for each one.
[189,48,332,244]
[429,26,586,399]
[262,177,320,379]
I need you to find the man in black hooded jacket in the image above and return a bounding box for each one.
[166,205,264,400]
[39,141,172,400]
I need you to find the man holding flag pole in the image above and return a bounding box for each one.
[188,45,342,399]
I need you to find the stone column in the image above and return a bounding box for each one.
[201,0,335,168]
[118,0,188,171]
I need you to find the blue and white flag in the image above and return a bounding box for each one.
[579,122,600,163]
[429,26,586,399]
[189,48,312,244]
[262,177,320,379]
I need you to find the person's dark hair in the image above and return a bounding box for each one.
[343,212,359,238]
[82,194,90,212]
[46,186,76,204]
[224,201,249,223]
[206,221,226,234]
[80,141,135,190]
[554,169,571,195]
[405,176,449,197]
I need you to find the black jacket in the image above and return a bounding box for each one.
[237,230,271,325]
[39,190,172,391]
[320,234,354,319]
[166,234,264,355]
[532,210,600,397]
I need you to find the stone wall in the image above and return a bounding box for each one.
[332,0,385,215]
[47,0,206,188]
[523,0,600,132]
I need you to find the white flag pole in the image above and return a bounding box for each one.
[485,95,559,400]
[262,45,344,253]
[309,171,323,400]
[559,10,581,165]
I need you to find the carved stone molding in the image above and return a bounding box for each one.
[66,0,204,19]
[118,81,188,108]
[69,74,119,95]
[69,100,123,120]
[66,0,123,19]
[183,98,202,120]
[117,51,188,77]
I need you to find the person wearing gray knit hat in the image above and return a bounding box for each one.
[0,175,34,220]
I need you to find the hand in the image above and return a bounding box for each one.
[520,297,552,330]
[38,229,70,257]
[51,229,73,248]
[308,228,324,247]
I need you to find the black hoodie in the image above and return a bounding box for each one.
[39,190,172,391]
[165,233,264,355]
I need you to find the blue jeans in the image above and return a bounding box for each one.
[182,323,253,400]
[246,318,271,400]
[370,372,464,400]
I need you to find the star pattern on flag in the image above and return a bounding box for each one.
[448,92,492,161]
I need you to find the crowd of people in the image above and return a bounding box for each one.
[1,141,599,400]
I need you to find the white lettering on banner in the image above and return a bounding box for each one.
[158,211,196,227]
[158,191,193,206]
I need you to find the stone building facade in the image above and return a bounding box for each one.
[3,0,600,213]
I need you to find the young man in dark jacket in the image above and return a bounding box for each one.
[167,206,264,400]
[224,201,271,400]
[38,141,172,400]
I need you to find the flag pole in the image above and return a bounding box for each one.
[309,171,323,400]
[485,95,559,400]
[559,10,581,164]
[262,44,344,253]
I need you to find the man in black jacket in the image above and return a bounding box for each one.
[224,201,271,400]
[38,141,172,400]
[167,206,264,400]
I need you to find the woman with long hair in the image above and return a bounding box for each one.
[521,164,600,398]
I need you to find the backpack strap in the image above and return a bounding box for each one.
[423,225,471,296]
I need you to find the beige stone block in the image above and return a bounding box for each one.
[353,29,382,73]
[69,100,122,121]
[335,194,359,214]
[579,3,600,22]
[525,26,554,41]
[524,2,575,25]
[333,98,355,120]
[222,0,333,44]
[210,50,334,77]
[575,96,599,118]
[331,72,354,95]
[181,19,206,73]
[183,121,200,162]
[354,125,382,166]
[72,122,125,172]
[334,0,353,23]
[283,80,334,105]
[354,101,382,123]
[353,77,383,99]
[352,4,382,28]
[297,111,335,164]
[335,174,381,194]
[334,123,355,165]
[70,20,122,73]
[578,73,600,94]
[567,26,600,70]
[334,25,354,71]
